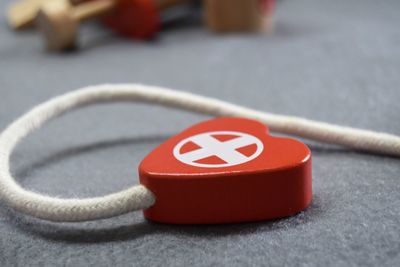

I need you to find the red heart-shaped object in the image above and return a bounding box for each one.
[139,117,312,224]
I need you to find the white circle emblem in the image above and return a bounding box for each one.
[173,131,264,168]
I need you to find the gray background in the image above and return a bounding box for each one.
[1,0,400,266]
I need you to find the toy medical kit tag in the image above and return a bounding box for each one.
[2,84,396,223]
[139,117,312,224]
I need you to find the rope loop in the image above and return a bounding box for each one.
[0,84,399,222]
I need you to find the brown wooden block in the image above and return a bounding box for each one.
[205,0,274,33]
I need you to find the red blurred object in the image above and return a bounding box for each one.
[102,0,160,40]
[260,0,275,15]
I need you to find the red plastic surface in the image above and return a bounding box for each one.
[260,0,275,15]
[139,117,312,224]
[102,0,160,40]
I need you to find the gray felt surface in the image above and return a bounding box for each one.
[1,0,400,266]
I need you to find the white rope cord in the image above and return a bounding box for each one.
[0,84,399,222]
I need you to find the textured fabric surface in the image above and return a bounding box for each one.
[0,0,400,266]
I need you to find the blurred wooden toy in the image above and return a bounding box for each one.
[9,0,276,52]
[6,0,87,30]
[7,0,57,30]
[205,0,275,32]
[102,0,187,40]
[36,0,115,50]
[36,0,188,51]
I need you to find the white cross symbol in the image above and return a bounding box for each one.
[173,131,264,168]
